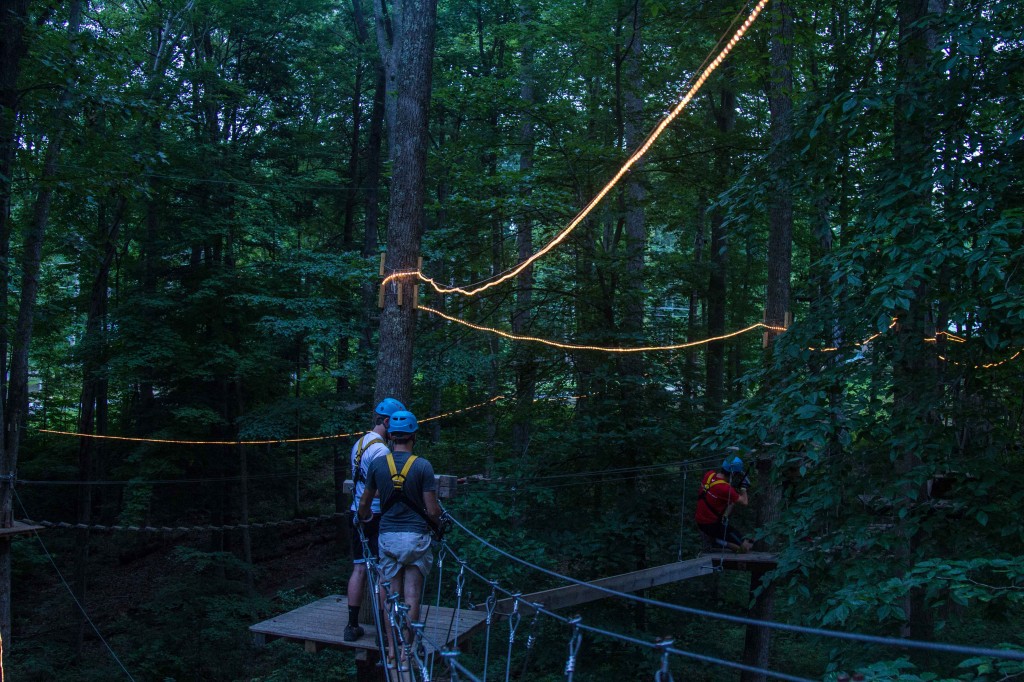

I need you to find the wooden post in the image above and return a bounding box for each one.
[356,649,385,682]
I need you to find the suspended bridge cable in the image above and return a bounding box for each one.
[441,543,815,682]
[12,489,138,682]
[446,513,1024,662]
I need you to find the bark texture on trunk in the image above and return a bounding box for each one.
[372,0,438,406]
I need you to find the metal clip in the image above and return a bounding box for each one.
[564,616,583,680]
[654,637,675,682]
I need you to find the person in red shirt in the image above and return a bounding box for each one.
[695,456,754,553]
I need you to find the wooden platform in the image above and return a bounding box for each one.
[0,521,44,538]
[250,594,488,654]
[487,552,778,615]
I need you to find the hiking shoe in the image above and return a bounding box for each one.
[343,624,364,642]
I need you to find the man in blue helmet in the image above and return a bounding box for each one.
[695,455,754,553]
[358,409,441,669]
[343,397,405,642]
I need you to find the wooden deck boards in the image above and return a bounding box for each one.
[250,595,487,654]
[486,552,778,615]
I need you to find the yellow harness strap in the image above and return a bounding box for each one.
[386,453,418,492]
[702,476,728,496]
[353,435,385,483]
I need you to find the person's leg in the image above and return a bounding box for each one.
[403,566,425,623]
[725,526,750,553]
[346,563,366,629]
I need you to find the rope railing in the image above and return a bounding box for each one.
[17,513,344,534]
[439,543,812,682]
[446,513,1024,663]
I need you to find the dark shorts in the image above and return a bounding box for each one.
[351,513,381,564]
[697,520,745,548]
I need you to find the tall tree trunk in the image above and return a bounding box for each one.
[1,0,83,645]
[686,196,706,401]
[511,0,538,459]
[372,0,438,406]
[704,82,735,424]
[742,7,793,678]
[74,195,125,657]
[892,0,943,643]
[0,0,30,433]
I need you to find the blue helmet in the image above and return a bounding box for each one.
[722,456,744,473]
[388,410,419,434]
[375,398,406,417]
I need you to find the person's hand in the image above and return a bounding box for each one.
[737,473,752,490]
[433,516,453,541]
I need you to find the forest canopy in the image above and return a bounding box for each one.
[0,0,1022,679]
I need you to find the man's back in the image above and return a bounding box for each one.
[368,451,437,534]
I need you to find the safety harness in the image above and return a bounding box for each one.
[381,453,444,539]
[352,434,385,484]
[697,471,731,521]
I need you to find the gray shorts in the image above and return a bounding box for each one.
[378,532,434,582]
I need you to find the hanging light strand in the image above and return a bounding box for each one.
[420,304,784,353]
[382,0,772,299]
[38,394,502,446]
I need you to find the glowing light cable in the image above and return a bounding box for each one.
[939,349,1022,370]
[419,395,504,423]
[384,0,772,299]
[36,429,361,446]
[39,394,502,445]
[421,304,784,352]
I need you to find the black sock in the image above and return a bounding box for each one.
[348,606,360,627]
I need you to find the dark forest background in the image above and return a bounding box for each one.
[0,0,1022,679]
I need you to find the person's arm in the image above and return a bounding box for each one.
[724,485,747,516]
[358,480,377,521]
[422,490,442,525]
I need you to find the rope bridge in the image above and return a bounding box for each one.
[248,512,1024,682]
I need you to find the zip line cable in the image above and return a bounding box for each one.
[13,489,138,682]
[443,544,814,682]
[384,0,772,299]
[446,513,1024,662]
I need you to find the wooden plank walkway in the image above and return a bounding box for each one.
[250,595,487,654]
[0,521,44,538]
[487,552,778,615]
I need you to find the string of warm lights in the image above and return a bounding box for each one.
[38,394,502,446]
[420,304,784,352]
[811,319,899,352]
[419,395,504,423]
[939,349,1022,370]
[36,428,361,445]
[809,321,966,353]
[382,0,772,299]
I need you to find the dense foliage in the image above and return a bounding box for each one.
[1,0,1021,679]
